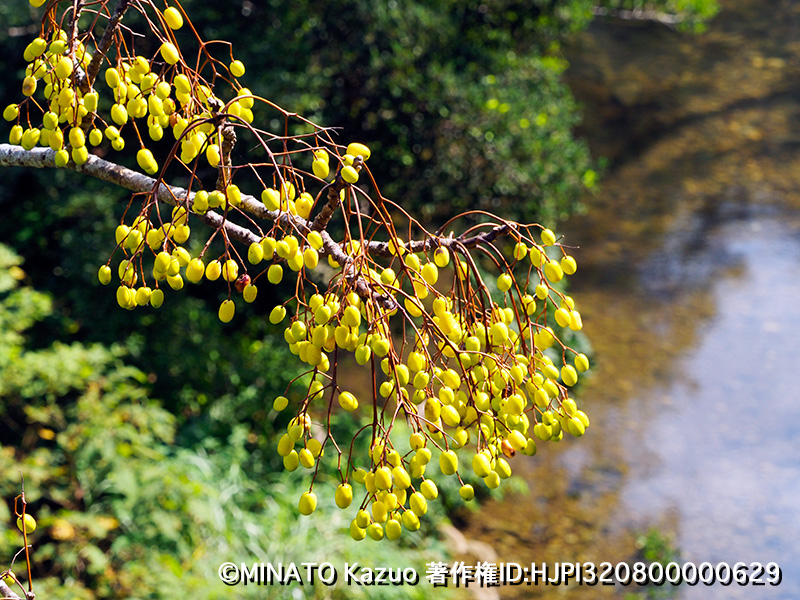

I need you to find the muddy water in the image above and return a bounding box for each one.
[460,2,800,598]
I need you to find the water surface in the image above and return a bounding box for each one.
[462,2,800,598]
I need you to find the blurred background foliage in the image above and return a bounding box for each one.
[0,0,716,597]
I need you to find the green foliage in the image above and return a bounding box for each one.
[0,244,450,599]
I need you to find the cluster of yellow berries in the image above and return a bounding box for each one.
[265,223,590,541]
[4,0,593,544]
[4,2,255,177]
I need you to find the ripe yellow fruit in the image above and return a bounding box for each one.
[186,258,205,283]
[218,299,235,323]
[312,159,329,178]
[367,522,384,541]
[439,450,458,475]
[298,491,317,516]
[568,416,586,437]
[303,247,319,269]
[541,228,556,246]
[385,519,402,541]
[160,42,180,65]
[269,305,286,324]
[338,391,358,411]
[55,56,73,79]
[205,259,222,281]
[98,265,112,285]
[341,165,359,183]
[472,453,491,477]
[273,395,289,411]
[544,261,563,283]
[242,284,257,303]
[71,146,89,165]
[21,76,37,97]
[3,104,19,121]
[561,365,578,387]
[226,184,242,208]
[149,289,164,308]
[16,514,36,533]
[136,148,158,175]
[409,491,427,516]
[116,286,135,309]
[375,466,392,490]
[433,247,450,268]
[497,273,512,292]
[575,353,590,373]
[229,59,245,77]
[163,6,184,29]
[346,142,371,160]
[267,264,283,284]
[350,520,366,541]
[221,259,238,282]
[261,188,280,211]
[247,242,264,264]
[335,483,353,509]
[420,479,438,500]
[561,255,577,274]
[459,484,475,501]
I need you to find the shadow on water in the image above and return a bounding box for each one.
[461,1,800,598]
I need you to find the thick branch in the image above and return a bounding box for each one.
[79,0,131,93]
[0,144,259,247]
[0,144,514,313]
[0,580,24,600]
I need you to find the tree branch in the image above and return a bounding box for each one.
[79,0,131,93]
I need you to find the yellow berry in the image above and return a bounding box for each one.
[341,165,359,183]
[575,353,590,373]
[218,299,235,323]
[55,56,73,79]
[3,104,19,121]
[409,491,427,516]
[261,188,280,211]
[433,247,450,268]
[541,228,556,246]
[230,60,245,78]
[561,365,578,387]
[136,148,158,175]
[150,289,165,308]
[439,450,458,475]
[472,453,491,478]
[269,305,286,324]
[385,519,402,541]
[267,264,283,284]
[221,259,238,282]
[544,261,563,283]
[16,514,36,533]
[98,265,112,285]
[160,42,180,65]
[243,284,257,303]
[247,242,264,264]
[561,255,577,275]
[298,491,317,516]
[163,6,184,29]
[346,142,371,160]
[273,395,289,411]
[420,479,438,500]
[497,273,513,292]
[312,159,329,178]
[459,484,475,501]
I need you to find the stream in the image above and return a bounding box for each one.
[461,1,800,598]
